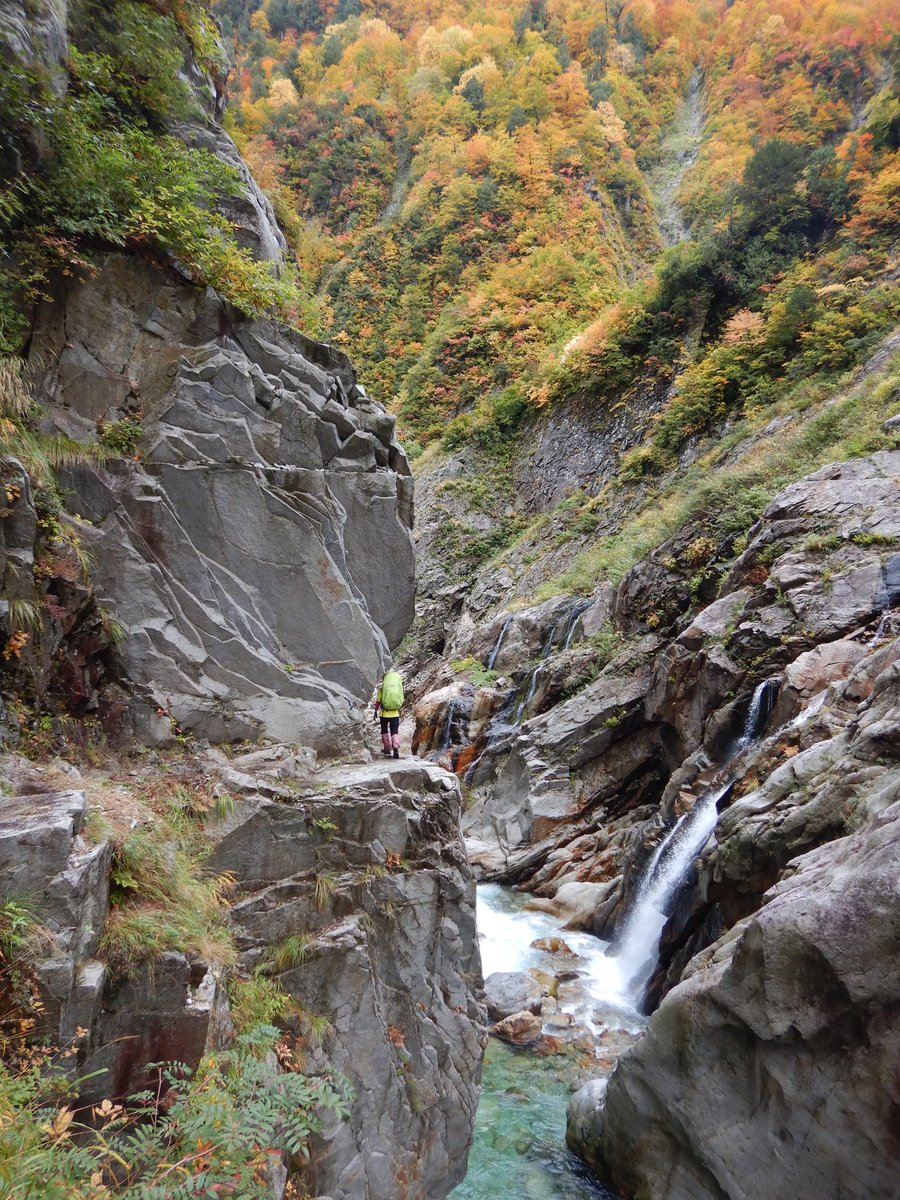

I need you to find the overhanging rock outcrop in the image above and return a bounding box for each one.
[28,254,415,751]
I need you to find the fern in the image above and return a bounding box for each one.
[0,1025,352,1198]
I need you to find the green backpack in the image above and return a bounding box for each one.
[381,671,404,710]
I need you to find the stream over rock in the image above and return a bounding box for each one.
[411,444,900,1199]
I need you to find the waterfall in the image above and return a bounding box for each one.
[562,598,592,651]
[869,610,898,646]
[463,598,592,779]
[438,695,470,753]
[738,678,776,748]
[787,686,828,730]
[613,678,778,995]
[613,778,732,994]
[486,615,513,670]
[513,598,591,723]
[514,661,546,723]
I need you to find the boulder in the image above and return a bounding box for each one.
[566,1079,608,1169]
[491,1010,543,1047]
[529,936,576,957]
[483,971,543,1021]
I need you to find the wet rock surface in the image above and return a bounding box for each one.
[0,7,475,1199]
[491,1010,543,1047]
[484,971,543,1021]
[587,658,900,1200]
[446,451,900,909]
[411,441,900,1197]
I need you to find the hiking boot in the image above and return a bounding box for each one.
[393,748,400,759]
[381,749,392,757]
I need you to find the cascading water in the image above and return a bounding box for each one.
[512,599,592,723]
[737,676,777,749]
[454,678,785,1197]
[787,686,828,730]
[612,777,732,993]
[487,615,514,670]
[561,599,592,651]
[451,886,630,1200]
[612,678,777,992]
[437,695,471,754]
[463,600,593,782]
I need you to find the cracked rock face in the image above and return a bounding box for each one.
[28,255,415,751]
[210,758,487,1200]
[571,658,900,1200]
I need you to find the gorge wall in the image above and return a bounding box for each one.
[30,252,414,751]
[407,323,900,1199]
[3,0,415,752]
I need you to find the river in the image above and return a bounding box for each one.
[450,678,779,1197]
[450,885,642,1200]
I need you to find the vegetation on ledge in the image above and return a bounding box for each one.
[0,0,317,356]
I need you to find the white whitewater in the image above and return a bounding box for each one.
[462,680,780,1198]
[486,615,513,671]
[612,678,776,993]
[477,884,642,1030]
[481,679,777,1013]
[612,777,731,994]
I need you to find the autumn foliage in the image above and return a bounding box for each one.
[217,0,898,454]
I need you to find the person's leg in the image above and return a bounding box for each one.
[380,716,391,755]
[390,716,400,757]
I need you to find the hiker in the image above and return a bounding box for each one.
[375,667,404,759]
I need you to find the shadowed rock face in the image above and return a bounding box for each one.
[209,757,487,1200]
[1,751,486,1200]
[0,0,68,92]
[569,658,900,1200]
[27,255,415,751]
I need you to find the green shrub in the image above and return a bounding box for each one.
[451,656,499,688]
[589,622,624,666]
[97,415,142,457]
[0,1024,350,1199]
[0,3,317,355]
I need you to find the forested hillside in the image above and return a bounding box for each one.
[216,0,897,463]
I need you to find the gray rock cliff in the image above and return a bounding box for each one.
[28,255,414,751]
[576,655,900,1200]
[211,757,486,1200]
[0,7,482,1199]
